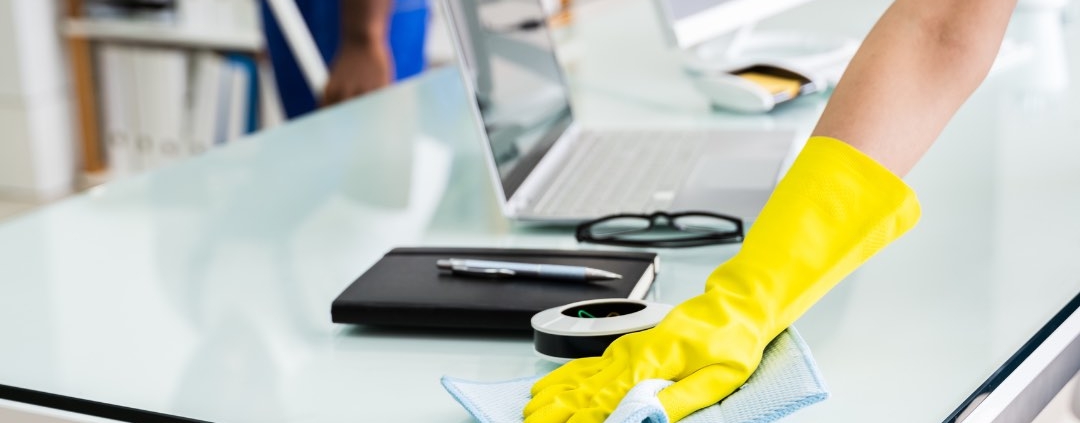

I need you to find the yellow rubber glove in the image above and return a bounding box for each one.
[524,136,922,423]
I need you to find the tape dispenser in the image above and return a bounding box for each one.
[531,299,674,363]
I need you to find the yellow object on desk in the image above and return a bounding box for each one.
[737,71,804,102]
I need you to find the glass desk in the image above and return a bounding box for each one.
[0,0,1078,421]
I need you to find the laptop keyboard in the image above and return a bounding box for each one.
[532,130,708,217]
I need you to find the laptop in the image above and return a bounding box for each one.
[441,0,796,222]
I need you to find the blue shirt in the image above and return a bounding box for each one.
[261,0,429,119]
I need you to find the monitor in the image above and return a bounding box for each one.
[655,0,816,48]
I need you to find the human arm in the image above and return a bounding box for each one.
[524,1,1017,422]
[815,0,1017,176]
[321,0,395,107]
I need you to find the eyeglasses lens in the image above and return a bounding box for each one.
[586,216,651,238]
[672,214,740,235]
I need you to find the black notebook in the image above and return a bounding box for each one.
[331,247,658,330]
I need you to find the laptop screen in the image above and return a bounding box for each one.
[445,0,574,200]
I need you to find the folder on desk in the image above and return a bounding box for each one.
[331,247,658,330]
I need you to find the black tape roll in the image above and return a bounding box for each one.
[533,330,644,360]
[530,299,673,362]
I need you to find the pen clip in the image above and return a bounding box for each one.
[454,265,516,277]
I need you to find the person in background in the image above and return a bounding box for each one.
[260,0,429,119]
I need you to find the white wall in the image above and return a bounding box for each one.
[0,0,77,201]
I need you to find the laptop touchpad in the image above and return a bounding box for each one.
[671,156,781,220]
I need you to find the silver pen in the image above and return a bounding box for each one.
[436,258,622,282]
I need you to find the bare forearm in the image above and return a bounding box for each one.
[813,0,1017,176]
[340,0,393,47]
[322,0,394,106]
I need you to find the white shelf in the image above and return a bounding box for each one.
[63,19,262,52]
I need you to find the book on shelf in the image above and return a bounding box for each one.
[187,51,222,155]
[132,46,188,169]
[98,44,135,177]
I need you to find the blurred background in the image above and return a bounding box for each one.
[0,0,583,221]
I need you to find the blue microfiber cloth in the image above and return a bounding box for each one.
[442,329,827,423]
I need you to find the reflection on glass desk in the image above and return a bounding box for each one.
[0,0,1078,422]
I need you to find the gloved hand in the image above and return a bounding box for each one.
[524,136,922,423]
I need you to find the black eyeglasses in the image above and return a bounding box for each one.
[575,211,744,248]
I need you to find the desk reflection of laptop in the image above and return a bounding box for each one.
[442,0,796,223]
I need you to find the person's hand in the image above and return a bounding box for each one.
[524,136,923,423]
[321,41,393,107]
[525,291,767,423]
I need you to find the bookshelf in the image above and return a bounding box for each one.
[62,0,274,180]
[64,18,262,51]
